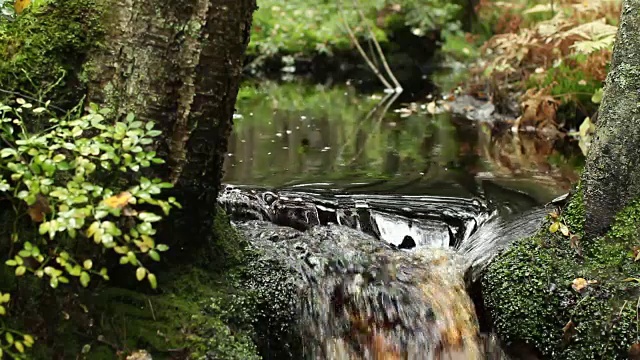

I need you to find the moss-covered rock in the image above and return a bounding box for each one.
[31,268,261,360]
[483,189,640,359]
[0,0,104,109]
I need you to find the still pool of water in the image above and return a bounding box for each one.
[224,80,583,207]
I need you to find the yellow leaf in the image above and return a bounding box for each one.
[14,341,24,353]
[15,266,26,276]
[23,334,34,346]
[136,267,146,281]
[102,191,132,209]
[549,221,560,233]
[14,0,31,14]
[572,278,589,293]
[147,273,157,289]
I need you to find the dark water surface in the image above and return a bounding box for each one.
[224,80,582,208]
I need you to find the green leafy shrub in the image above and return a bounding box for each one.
[0,98,179,356]
[249,0,464,61]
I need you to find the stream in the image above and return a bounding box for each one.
[220,79,583,359]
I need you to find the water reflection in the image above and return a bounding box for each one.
[225,80,582,203]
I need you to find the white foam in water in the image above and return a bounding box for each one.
[372,210,450,248]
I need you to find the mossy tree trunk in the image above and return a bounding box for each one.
[581,0,640,237]
[86,0,256,253]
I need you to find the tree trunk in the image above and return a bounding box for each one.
[86,0,256,252]
[582,0,640,237]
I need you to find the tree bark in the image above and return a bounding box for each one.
[582,0,640,237]
[86,0,256,251]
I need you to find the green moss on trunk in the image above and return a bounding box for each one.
[581,0,640,237]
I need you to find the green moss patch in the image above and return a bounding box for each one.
[24,267,262,359]
[0,0,104,107]
[484,193,640,359]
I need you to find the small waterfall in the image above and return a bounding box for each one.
[241,221,506,359]
[218,185,489,248]
[301,247,486,359]
[226,185,546,359]
[456,206,549,282]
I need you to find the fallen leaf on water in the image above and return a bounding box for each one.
[102,192,132,209]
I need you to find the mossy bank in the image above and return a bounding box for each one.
[0,208,263,359]
[483,186,640,359]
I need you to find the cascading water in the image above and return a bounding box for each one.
[457,206,550,282]
[220,185,546,359]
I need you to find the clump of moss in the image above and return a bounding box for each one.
[0,0,104,107]
[563,182,585,234]
[25,267,261,359]
[483,192,640,359]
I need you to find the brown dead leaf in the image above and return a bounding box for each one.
[518,88,560,129]
[629,343,640,360]
[102,192,133,210]
[633,246,640,262]
[562,319,576,345]
[28,194,50,223]
[570,234,583,256]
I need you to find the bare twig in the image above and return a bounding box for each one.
[351,0,403,92]
[0,88,66,112]
[147,298,156,321]
[337,2,394,90]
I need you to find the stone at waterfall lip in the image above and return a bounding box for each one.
[548,192,569,207]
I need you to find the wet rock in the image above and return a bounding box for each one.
[448,95,514,123]
[398,235,417,249]
[236,221,489,359]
